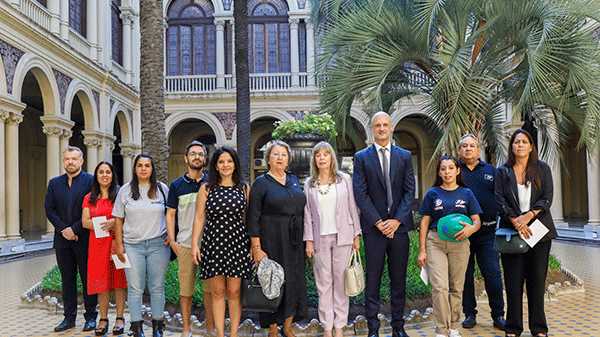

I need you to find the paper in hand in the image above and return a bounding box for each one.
[92,216,110,238]
[523,219,549,248]
[111,254,132,269]
[420,264,429,285]
[313,253,326,269]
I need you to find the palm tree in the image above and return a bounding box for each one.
[234,0,251,180]
[315,0,600,162]
[139,0,169,182]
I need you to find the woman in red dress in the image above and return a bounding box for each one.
[82,161,127,336]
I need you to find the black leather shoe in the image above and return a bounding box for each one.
[493,316,506,331]
[54,318,75,332]
[462,315,477,329]
[83,319,96,331]
[368,329,379,337]
[392,326,409,337]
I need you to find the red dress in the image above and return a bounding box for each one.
[83,194,127,294]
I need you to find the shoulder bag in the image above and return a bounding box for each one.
[345,250,365,297]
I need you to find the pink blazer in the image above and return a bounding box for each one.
[303,172,362,251]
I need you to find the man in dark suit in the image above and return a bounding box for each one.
[353,111,415,337]
[44,146,97,332]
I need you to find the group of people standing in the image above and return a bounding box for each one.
[44,111,556,337]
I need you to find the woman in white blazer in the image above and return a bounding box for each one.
[304,141,362,337]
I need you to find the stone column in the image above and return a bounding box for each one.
[120,143,137,183]
[120,8,134,84]
[96,0,105,64]
[60,0,69,40]
[59,129,72,158]
[289,18,300,88]
[48,0,60,34]
[5,112,23,239]
[306,21,315,87]
[215,19,226,89]
[82,131,104,172]
[0,110,8,240]
[87,0,98,61]
[230,22,236,88]
[586,146,600,238]
[100,134,117,162]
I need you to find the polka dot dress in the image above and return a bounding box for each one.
[200,185,251,279]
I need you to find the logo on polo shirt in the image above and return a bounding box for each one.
[484,174,493,181]
[434,198,443,210]
[455,199,466,208]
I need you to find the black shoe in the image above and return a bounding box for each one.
[130,321,145,337]
[83,318,96,331]
[368,329,379,337]
[493,316,506,331]
[152,319,164,337]
[54,318,75,332]
[462,315,477,329]
[112,317,125,335]
[95,318,108,336]
[392,326,410,337]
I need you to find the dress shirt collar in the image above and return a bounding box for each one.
[374,141,391,153]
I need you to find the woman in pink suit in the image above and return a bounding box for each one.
[304,141,362,337]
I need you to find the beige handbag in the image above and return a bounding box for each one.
[344,250,365,297]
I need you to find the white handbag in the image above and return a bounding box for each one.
[344,250,365,297]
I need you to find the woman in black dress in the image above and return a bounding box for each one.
[191,146,250,337]
[248,140,307,337]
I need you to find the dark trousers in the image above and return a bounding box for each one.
[363,231,409,332]
[462,232,505,318]
[55,243,98,321]
[501,240,551,336]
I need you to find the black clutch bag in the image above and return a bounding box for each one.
[494,228,529,254]
[241,270,284,312]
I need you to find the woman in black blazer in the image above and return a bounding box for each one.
[494,129,557,337]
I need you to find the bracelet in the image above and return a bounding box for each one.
[529,210,535,217]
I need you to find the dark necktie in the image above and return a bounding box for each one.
[380,147,393,211]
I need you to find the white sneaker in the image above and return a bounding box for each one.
[436,334,447,337]
[449,329,462,337]
[180,331,193,337]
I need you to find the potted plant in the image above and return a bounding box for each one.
[271,114,338,181]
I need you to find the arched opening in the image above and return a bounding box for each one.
[167,118,217,184]
[112,118,124,186]
[250,117,278,181]
[19,71,47,239]
[337,117,367,174]
[562,125,588,226]
[69,95,87,166]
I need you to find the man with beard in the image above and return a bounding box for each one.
[45,146,97,332]
[166,141,214,337]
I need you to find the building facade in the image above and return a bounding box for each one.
[1,0,599,253]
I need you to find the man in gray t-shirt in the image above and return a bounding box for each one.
[166,141,214,336]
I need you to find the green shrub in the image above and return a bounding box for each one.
[41,265,83,293]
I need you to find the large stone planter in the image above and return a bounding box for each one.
[282,134,326,183]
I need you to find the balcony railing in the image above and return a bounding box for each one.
[20,0,51,31]
[165,72,312,94]
[68,28,91,59]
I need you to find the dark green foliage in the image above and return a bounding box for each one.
[40,265,83,293]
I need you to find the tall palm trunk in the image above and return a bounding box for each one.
[234,0,251,181]
[139,0,168,182]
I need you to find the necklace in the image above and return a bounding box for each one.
[317,177,333,195]
[268,171,286,179]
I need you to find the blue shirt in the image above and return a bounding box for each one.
[419,186,482,230]
[165,172,207,248]
[459,159,498,235]
[44,171,94,248]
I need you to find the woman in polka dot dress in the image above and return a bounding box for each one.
[191,146,250,337]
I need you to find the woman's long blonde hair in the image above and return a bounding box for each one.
[308,141,341,187]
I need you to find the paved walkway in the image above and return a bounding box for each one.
[1,241,598,336]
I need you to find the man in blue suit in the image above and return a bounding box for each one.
[353,112,415,337]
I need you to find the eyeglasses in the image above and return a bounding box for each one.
[188,152,206,158]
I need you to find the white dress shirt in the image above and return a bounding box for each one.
[374,141,392,176]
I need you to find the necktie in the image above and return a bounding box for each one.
[380,148,393,212]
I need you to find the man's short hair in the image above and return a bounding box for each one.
[63,146,84,158]
[185,140,207,156]
[459,134,480,148]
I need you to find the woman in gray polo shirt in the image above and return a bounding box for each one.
[113,153,170,337]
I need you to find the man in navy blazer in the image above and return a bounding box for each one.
[353,112,415,337]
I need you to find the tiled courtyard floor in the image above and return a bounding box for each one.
[1,240,598,336]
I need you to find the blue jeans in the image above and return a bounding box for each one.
[462,231,505,318]
[124,237,170,321]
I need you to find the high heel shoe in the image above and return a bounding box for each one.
[112,317,125,335]
[95,318,108,336]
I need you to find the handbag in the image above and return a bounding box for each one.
[344,250,365,297]
[241,267,284,312]
[494,228,530,254]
